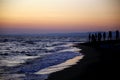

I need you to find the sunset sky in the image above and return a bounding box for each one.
[0,0,120,33]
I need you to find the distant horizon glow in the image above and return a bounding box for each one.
[0,0,120,33]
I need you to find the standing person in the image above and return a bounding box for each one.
[103,32,106,41]
[98,33,102,42]
[95,33,97,41]
[108,31,112,40]
[91,34,96,42]
[88,33,91,42]
[116,30,119,40]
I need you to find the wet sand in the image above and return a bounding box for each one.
[46,40,120,80]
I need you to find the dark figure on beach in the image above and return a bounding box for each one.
[103,32,106,41]
[98,33,102,42]
[116,30,119,40]
[95,33,97,40]
[88,33,91,42]
[108,31,112,40]
[91,34,96,42]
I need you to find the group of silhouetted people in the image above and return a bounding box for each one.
[88,30,119,42]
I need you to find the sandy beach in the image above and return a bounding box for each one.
[46,40,120,80]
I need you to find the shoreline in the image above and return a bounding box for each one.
[35,55,84,75]
[46,40,120,80]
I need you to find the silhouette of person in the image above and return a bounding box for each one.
[88,33,91,42]
[116,30,119,40]
[91,34,96,42]
[98,33,102,42]
[103,32,106,41]
[95,33,97,41]
[108,31,112,40]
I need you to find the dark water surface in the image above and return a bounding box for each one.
[0,35,86,80]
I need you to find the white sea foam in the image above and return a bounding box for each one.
[55,43,74,47]
[58,47,81,53]
[45,47,55,50]
[0,74,25,80]
[0,56,39,67]
[35,55,84,75]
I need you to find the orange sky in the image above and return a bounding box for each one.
[0,0,120,33]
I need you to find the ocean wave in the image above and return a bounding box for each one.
[0,36,84,80]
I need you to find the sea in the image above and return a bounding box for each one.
[0,34,87,80]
